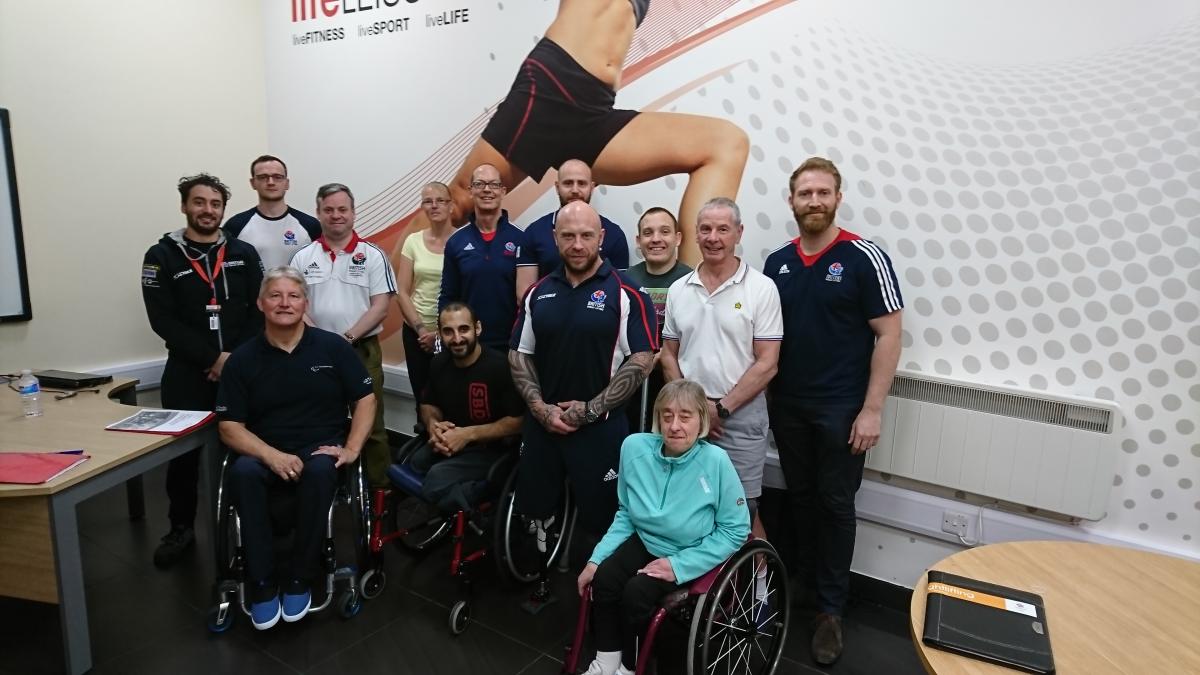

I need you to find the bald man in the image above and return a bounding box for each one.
[439,163,538,350]
[509,201,656,537]
[520,159,630,279]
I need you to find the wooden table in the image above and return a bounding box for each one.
[910,541,1200,674]
[0,379,216,674]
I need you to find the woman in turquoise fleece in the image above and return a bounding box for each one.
[576,379,750,675]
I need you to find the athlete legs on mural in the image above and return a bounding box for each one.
[436,0,748,265]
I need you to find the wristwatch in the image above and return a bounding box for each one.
[714,400,731,419]
[584,401,601,424]
[343,331,356,343]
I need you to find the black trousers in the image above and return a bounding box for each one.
[770,396,865,616]
[229,439,340,584]
[160,357,219,529]
[592,534,680,671]
[400,324,435,419]
[516,414,625,535]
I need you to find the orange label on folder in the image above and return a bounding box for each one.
[927,582,1038,618]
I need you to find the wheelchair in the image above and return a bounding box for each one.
[563,538,791,675]
[365,434,575,634]
[206,449,372,633]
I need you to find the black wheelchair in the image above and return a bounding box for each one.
[205,450,372,633]
[564,538,791,675]
[365,435,575,634]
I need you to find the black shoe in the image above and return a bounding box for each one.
[811,613,844,665]
[153,526,195,568]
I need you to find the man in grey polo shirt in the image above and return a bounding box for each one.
[660,197,782,534]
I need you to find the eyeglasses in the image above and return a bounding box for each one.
[470,180,504,190]
[421,198,452,206]
[254,173,288,182]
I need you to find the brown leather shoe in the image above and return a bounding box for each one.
[811,613,844,665]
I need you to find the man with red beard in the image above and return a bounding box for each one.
[764,157,903,665]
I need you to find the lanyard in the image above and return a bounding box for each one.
[187,244,226,305]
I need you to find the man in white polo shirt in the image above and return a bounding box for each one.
[291,183,397,487]
[661,197,782,533]
[224,155,321,269]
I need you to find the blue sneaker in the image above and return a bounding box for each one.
[250,583,281,631]
[281,580,311,623]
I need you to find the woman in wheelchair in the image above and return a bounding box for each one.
[576,379,750,675]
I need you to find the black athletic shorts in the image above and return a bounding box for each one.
[481,37,639,182]
[515,412,627,535]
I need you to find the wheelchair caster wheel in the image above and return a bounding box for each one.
[448,600,470,635]
[339,590,362,619]
[206,604,234,633]
[360,569,386,600]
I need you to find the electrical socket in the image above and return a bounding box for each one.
[942,511,969,537]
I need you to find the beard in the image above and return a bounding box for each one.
[187,213,220,236]
[795,206,836,236]
[564,250,600,275]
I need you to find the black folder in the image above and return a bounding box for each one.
[922,570,1055,674]
[33,369,112,389]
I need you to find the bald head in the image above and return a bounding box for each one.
[469,163,505,214]
[555,201,604,278]
[555,159,595,206]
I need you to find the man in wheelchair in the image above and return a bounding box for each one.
[215,266,377,630]
[400,302,524,512]
[576,379,750,675]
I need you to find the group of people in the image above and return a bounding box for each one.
[139,151,903,667]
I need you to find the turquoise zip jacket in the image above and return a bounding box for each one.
[588,433,751,583]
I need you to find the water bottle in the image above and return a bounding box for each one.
[17,369,43,417]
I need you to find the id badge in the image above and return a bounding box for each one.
[209,314,221,331]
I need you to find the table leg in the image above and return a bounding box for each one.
[125,476,145,521]
[49,494,92,675]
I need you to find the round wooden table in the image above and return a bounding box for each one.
[909,541,1200,674]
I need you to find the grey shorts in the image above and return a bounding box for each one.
[714,394,770,499]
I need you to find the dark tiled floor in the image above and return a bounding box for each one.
[0,465,925,675]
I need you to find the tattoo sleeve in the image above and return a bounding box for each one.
[586,351,654,418]
[508,350,546,418]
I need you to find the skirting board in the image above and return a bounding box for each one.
[101,358,1197,569]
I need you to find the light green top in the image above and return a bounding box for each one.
[401,231,444,327]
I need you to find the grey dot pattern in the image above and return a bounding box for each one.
[587,11,1200,547]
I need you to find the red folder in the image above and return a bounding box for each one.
[0,451,91,484]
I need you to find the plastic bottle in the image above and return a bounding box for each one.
[17,369,43,417]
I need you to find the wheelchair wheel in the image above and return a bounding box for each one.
[206,601,235,633]
[687,540,790,675]
[339,589,363,619]
[491,466,573,584]
[359,568,387,600]
[448,600,470,635]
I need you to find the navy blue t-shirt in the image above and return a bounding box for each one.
[438,210,534,349]
[764,229,903,403]
[216,327,373,451]
[511,262,656,405]
[520,209,630,279]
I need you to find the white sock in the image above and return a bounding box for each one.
[616,663,636,675]
[584,650,622,675]
[755,567,768,601]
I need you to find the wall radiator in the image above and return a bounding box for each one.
[866,371,1123,521]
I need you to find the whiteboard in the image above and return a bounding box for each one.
[0,108,32,322]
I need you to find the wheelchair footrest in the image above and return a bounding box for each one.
[520,589,559,615]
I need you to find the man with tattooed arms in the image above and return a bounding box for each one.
[509,201,657,544]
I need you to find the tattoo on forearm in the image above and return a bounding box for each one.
[509,351,547,420]
[588,352,653,417]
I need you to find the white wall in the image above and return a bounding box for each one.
[0,1,267,373]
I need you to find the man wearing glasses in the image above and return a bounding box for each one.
[438,163,537,351]
[224,155,321,269]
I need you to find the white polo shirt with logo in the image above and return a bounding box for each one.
[662,258,783,398]
[290,232,397,338]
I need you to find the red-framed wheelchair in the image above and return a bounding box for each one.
[563,538,791,675]
[361,434,574,633]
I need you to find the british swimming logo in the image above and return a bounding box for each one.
[825,262,844,283]
[503,241,517,256]
[283,230,297,245]
[351,251,367,265]
[587,289,607,311]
